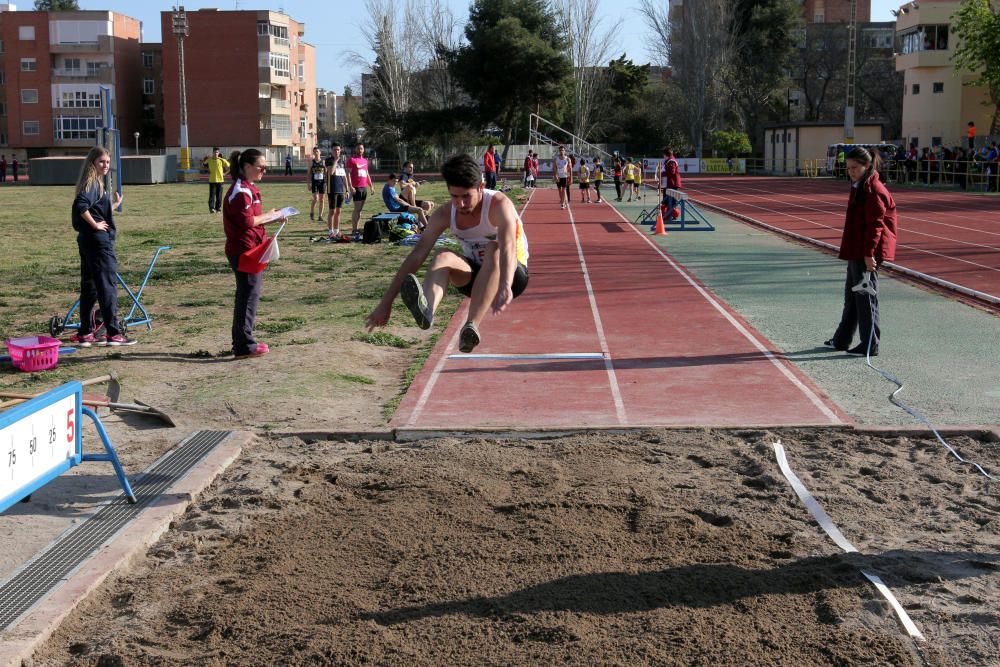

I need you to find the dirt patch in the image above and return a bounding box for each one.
[31,428,998,666]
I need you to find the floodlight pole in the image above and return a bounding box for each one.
[844,0,857,143]
[172,6,190,170]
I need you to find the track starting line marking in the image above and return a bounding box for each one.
[772,440,924,641]
[446,353,607,360]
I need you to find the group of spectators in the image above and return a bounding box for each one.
[886,142,999,190]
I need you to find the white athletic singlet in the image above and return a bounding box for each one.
[555,156,571,178]
[450,189,529,266]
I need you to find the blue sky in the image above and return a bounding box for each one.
[82,0,902,93]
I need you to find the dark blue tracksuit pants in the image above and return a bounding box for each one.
[832,259,880,350]
[228,255,263,355]
[78,235,122,337]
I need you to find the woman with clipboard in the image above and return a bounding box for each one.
[223,149,290,360]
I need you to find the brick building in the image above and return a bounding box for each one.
[802,0,870,24]
[138,42,163,149]
[159,8,316,164]
[0,8,142,161]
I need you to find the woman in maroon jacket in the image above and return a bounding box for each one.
[224,149,284,359]
[825,146,898,356]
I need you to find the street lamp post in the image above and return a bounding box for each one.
[134,131,140,155]
[172,6,190,172]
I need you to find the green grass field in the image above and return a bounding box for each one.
[0,178,516,418]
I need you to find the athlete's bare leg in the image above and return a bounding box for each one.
[350,197,366,234]
[423,250,473,314]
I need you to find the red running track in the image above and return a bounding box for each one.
[682,176,1000,307]
[391,187,847,433]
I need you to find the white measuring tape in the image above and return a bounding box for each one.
[772,440,925,640]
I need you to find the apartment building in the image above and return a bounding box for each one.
[138,42,163,149]
[894,0,993,148]
[316,86,337,137]
[0,7,142,160]
[159,8,317,162]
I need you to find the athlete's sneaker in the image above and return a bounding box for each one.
[102,334,137,346]
[234,343,269,360]
[400,274,433,330]
[70,332,97,348]
[458,322,480,353]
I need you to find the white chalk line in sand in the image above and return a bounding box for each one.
[602,201,841,424]
[772,440,924,641]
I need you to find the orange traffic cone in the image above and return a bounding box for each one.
[653,211,668,236]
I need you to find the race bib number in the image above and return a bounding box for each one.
[334,167,346,177]
[313,172,324,180]
[356,168,368,179]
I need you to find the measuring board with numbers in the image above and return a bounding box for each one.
[0,381,135,514]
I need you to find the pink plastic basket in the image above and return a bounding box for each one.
[5,336,61,372]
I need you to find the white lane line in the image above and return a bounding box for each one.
[566,202,628,425]
[405,307,466,428]
[773,441,925,641]
[405,190,539,427]
[447,353,606,360]
[685,184,1000,263]
[603,200,841,424]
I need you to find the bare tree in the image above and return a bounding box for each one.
[351,0,422,161]
[643,0,732,157]
[553,0,623,142]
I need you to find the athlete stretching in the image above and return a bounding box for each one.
[365,154,530,353]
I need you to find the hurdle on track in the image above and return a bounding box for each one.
[634,189,716,231]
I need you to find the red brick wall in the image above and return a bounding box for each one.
[161,10,259,148]
[2,13,54,149]
[802,0,871,24]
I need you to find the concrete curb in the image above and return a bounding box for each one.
[0,431,249,667]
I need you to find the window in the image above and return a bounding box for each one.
[19,26,35,40]
[267,53,289,78]
[932,137,942,147]
[0,71,5,85]
[63,58,81,73]
[21,89,38,104]
[53,115,100,140]
[52,85,101,109]
[86,61,105,76]
[0,39,5,53]
[142,51,153,67]
[298,59,305,84]
[0,133,6,146]
[20,58,37,72]
[23,121,40,135]
[813,12,824,22]
[912,83,920,95]
[143,79,154,95]
[272,114,291,138]
[898,25,949,54]
[49,20,111,45]
[257,22,289,46]
[0,103,5,116]
[933,81,944,93]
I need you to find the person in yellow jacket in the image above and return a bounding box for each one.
[204,147,230,213]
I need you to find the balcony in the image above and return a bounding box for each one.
[52,68,114,84]
[258,128,290,146]
[49,35,114,54]
[259,97,290,115]
[896,48,951,72]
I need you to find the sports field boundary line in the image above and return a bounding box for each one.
[566,202,627,425]
[601,200,843,425]
[693,198,1000,311]
[385,424,1000,443]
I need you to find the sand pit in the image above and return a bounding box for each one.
[31,428,998,666]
